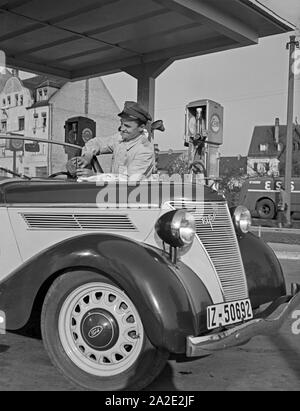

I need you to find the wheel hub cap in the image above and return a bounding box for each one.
[81,309,119,351]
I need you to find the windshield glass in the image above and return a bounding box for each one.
[0,136,82,180]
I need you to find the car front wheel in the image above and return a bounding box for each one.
[41,271,168,391]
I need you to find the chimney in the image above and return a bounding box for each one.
[274,118,280,144]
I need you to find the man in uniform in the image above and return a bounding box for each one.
[75,101,155,180]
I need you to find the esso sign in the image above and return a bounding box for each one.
[264,181,295,191]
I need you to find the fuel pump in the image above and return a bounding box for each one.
[184,99,223,182]
[64,116,96,158]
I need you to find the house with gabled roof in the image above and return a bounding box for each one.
[247,118,300,177]
[0,71,120,177]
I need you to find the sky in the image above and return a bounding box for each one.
[102,0,300,157]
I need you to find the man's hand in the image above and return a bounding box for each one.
[75,168,94,178]
[72,156,90,168]
[67,156,91,176]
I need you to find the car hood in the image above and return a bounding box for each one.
[0,179,224,206]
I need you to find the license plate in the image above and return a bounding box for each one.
[207,299,253,330]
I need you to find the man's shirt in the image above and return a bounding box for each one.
[82,132,154,178]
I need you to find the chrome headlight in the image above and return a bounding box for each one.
[155,210,196,247]
[233,205,251,234]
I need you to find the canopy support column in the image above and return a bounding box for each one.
[124,59,173,121]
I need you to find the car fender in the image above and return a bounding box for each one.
[238,232,286,308]
[0,233,211,353]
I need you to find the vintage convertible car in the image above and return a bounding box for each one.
[0,137,299,391]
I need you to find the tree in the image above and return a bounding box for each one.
[167,152,190,176]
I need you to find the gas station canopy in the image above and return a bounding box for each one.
[0,0,294,80]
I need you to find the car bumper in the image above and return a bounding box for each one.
[186,283,300,357]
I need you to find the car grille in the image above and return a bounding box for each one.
[167,201,249,302]
[21,213,137,231]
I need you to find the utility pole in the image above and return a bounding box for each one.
[84,79,89,116]
[285,35,299,226]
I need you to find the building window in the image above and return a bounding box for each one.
[41,143,46,155]
[1,121,7,132]
[20,95,23,105]
[32,112,38,134]
[38,89,43,101]
[15,94,18,105]
[7,96,11,105]
[43,88,48,98]
[259,144,268,152]
[18,117,25,131]
[42,112,47,130]
[2,98,5,106]
[35,166,48,178]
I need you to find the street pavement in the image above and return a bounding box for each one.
[269,243,300,260]
[251,226,300,259]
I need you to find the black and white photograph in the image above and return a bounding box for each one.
[0,0,300,394]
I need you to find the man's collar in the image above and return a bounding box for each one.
[122,134,145,150]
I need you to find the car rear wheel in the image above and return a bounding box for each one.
[41,271,168,391]
[256,198,276,219]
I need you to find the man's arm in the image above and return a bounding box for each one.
[81,134,118,164]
